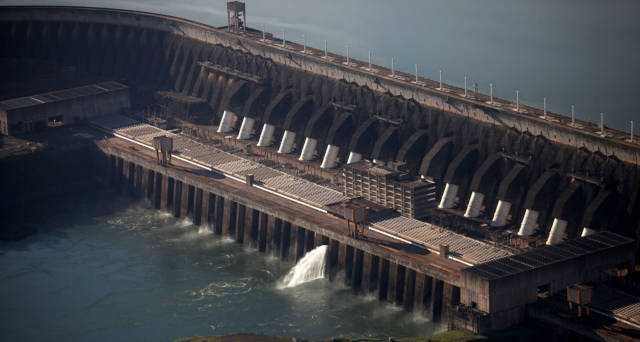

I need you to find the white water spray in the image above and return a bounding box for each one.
[279,245,328,288]
[198,224,213,235]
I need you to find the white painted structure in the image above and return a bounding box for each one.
[347,151,362,164]
[217,110,236,133]
[491,200,512,227]
[464,192,484,218]
[236,116,255,140]
[518,209,539,236]
[546,218,568,245]
[581,227,596,237]
[257,123,275,147]
[320,144,340,169]
[277,130,296,154]
[438,183,459,209]
[299,137,317,161]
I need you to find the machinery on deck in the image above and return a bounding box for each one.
[153,135,173,166]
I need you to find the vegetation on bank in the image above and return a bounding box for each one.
[174,330,482,342]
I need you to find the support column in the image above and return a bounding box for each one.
[413,273,426,313]
[235,204,246,243]
[280,222,291,260]
[214,195,224,234]
[444,283,460,318]
[327,239,339,280]
[378,259,390,301]
[277,130,296,154]
[217,110,235,133]
[491,200,511,227]
[243,207,254,246]
[404,269,416,311]
[347,151,362,164]
[546,218,567,245]
[222,199,236,237]
[387,262,398,304]
[207,193,216,228]
[187,185,195,220]
[247,209,259,248]
[430,279,444,322]
[395,265,406,306]
[258,212,268,252]
[438,183,459,209]
[464,191,484,218]
[298,137,317,161]
[154,173,163,209]
[287,223,298,262]
[320,144,340,169]
[295,226,305,261]
[423,276,433,318]
[135,165,144,197]
[194,188,203,226]
[145,169,154,200]
[304,229,315,253]
[581,227,596,237]
[269,217,281,256]
[352,249,364,292]
[200,191,210,226]
[165,177,174,212]
[518,209,539,236]
[173,180,182,218]
[180,183,190,218]
[344,245,354,286]
[257,123,275,147]
[236,116,255,140]
[443,283,454,318]
[361,252,375,293]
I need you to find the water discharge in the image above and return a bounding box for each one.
[279,245,328,288]
[0,194,443,341]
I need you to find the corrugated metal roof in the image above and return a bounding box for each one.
[466,231,634,280]
[0,81,127,111]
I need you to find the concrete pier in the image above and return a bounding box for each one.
[95,135,463,324]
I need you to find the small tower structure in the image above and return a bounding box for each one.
[226,1,246,33]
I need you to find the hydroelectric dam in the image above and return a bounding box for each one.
[1,5,640,337]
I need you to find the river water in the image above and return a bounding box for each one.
[0,193,443,341]
[3,0,639,132]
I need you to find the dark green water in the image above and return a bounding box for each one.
[0,194,443,341]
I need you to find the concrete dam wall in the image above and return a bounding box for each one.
[1,6,639,257]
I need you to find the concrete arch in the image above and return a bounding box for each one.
[396,130,429,174]
[282,96,315,132]
[262,89,293,125]
[522,171,561,211]
[443,145,479,203]
[444,144,479,185]
[469,154,504,195]
[581,190,616,230]
[550,182,585,238]
[242,86,268,119]
[326,113,356,147]
[371,127,400,162]
[224,80,249,114]
[348,117,380,155]
[304,105,335,139]
[419,137,454,180]
[495,164,527,203]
